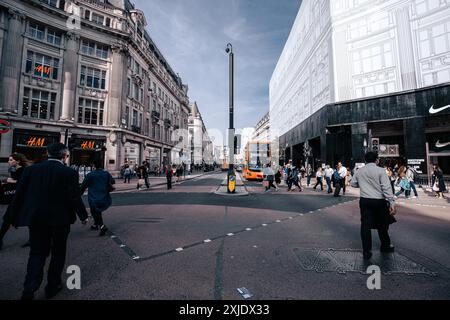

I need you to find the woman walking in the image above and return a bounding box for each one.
[432,165,447,198]
[394,171,410,199]
[0,153,31,250]
[80,160,115,236]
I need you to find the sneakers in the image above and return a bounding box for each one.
[99,225,108,237]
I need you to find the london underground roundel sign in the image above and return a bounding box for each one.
[0,119,11,134]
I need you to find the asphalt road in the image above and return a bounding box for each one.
[0,172,449,300]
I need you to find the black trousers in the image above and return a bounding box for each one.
[90,206,104,227]
[24,225,70,293]
[0,206,12,241]
[314,177,323,190]
[359,198,391,253]
[167,177,172,189]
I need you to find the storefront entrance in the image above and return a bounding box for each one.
[12,129,60,163]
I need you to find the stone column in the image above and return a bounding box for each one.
[0,9,25,114]
[109,42,128,127]
[60,32,80,121]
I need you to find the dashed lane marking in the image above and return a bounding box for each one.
[108,198,357,263]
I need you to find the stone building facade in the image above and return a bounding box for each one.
[188,101,213,168]
[0,0,190,175]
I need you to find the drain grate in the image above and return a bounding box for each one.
[293,248,437,276]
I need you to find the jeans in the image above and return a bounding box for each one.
[325,177,332,193]
[124,174,131,183]
[406,182,418,197]
[395,188,408,197]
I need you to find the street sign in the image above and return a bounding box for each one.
[0,119,11,134]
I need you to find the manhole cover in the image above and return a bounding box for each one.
[293,248,437,276]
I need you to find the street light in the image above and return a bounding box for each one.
[226,43,236,193]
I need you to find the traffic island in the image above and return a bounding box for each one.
[215,173,249,196]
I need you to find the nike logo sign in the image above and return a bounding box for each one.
[429,105,450,114]
[436,141,450,148]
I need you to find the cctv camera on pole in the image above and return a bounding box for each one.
[226,43,236,193]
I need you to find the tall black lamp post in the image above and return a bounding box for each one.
[225,43,236,193]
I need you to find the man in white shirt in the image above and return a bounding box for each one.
[333,162,347,197]
[351,152,397,260]
[324,165,334,194]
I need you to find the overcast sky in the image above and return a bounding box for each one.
[134,0,301,143]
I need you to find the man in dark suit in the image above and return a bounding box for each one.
[10,143,88,300]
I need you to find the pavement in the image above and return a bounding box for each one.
[0,172,449,300]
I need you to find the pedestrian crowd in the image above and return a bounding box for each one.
[261,159,447,200]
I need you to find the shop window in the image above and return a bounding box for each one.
[26,51,59,80]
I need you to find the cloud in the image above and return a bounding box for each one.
[134,0,301,145]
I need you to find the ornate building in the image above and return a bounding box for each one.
[188,101,213,168]
[0,0,190,174]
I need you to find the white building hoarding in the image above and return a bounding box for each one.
[270,0,450,137]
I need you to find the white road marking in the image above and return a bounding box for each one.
[132,256,140,260]
[204,239,211,243]
[175,248,184,252]
[246,228,252,231]
[227,233,234,236]
[262,224,268,227]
